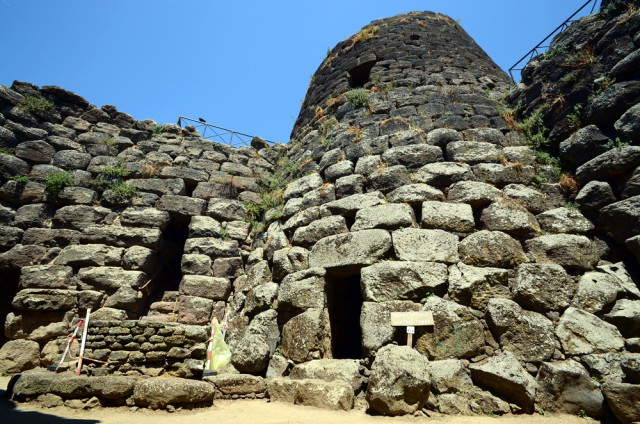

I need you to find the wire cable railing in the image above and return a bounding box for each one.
[176,116,274,148]
[508,0,600,81]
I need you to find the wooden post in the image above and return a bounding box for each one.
[406,326,415,347]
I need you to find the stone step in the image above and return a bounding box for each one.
[140,313,178,323]
[149,301,178,314]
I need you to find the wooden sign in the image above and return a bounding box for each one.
[390,311,434,327]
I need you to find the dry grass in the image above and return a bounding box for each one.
[315,106,325,119]
[347,124,363,142]
[559,174,579,194]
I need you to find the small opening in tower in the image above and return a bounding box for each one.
[325,271,363,359]
[348,60,377,89]
[410,34,421,41]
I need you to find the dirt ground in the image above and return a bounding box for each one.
[1,376,597,424]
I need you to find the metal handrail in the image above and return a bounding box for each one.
[508,0,599,81]
[176,116,275,148]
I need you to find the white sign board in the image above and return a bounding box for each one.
[390,311,434,327]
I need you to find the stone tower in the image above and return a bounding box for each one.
[1,8,639,420]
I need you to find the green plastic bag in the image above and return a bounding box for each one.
[206,318,231,371]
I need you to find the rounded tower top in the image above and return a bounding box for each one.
[291,11,512,142]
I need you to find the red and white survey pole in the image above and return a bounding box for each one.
[75,308,91,376]
[53,319,84,371]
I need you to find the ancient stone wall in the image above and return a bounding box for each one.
[1,7,640,422]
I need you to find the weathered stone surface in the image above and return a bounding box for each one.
[536,207,594,234]
[283,173,323,201]
[133,378,214,408]
[12,289,77,311]
[576,146,640,182]
[177,295,213,325]
[324,191,385,217]
[447,181,501,209]
[281,308,329,363]
[413,162,473,186]
[120,207,170,229]
[324,160,353,181]
[77,266,146,291]
[292,215,348,246]
[267,377,354,411]
[18,265,73,289]
[352,203,415,231]
[421,201,474,232]
[361,261,447,302]
[459,230,527,268]
[0,244,46,270]
[597,262,640,298]
[277,267,325,311]
[392,228,459,263]
[289,359,363,392]
[503,184,547,214]
[599,195,640,243]
[486,298,556,362]
[53,205,109,231]
[157,195,206,220]
[426,359,472,394]
[556,307,624,355]
[184,237,239,258]
[536,359,603,418]
[416,296,485,360]
[231,332,272,374]
[207,198,246,221]
[386,183,444,204]
[54,244,123,267]
[469,351,537,412]
[448,262,509,310]
[513,264,576,312]
[446,141,501,163]
[473,163,535,187]
[204,374,266,396]
[602,382,640,424]
[360,300,421,357]
[583,81,640,125]
[52,150,92,170]
[605,299,640,338]
[282,206,331,233]
[0,153,30,179]
[572,272,621,314]
[615,102,640,143]
[559,125,610,167]
[367,345,431,416]
[81,225,162,250]
[309,229,392,273]
[575,180,616,211]
[122,245,158,273]
[481,202,541,237]
[128,178,186,196]
[0,339,40,372]
[179,275,231,300]
[526,234,599,272]
[382,144,443,168]
[245,282,278,316]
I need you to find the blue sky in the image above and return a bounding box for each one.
[0,1,598,143]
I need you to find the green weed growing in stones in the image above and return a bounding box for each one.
[153,125,165,134]
[45,171,73,196]
[345,88,371,109]
[541,46,566,61]
[565,201,579,210]
[520,104,550,150]
[100,164,130,179]
[9,175,30,184]
[20,94,55,115]
[579,409,587,418]
[567,103,585,130]
[560,70,581,86]
[0,146,15,155]
[109,180,137,200]
[219,227,230,240]
[535,151,560,166]
[606,137,630,149]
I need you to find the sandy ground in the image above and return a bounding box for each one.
[1,376,598,424]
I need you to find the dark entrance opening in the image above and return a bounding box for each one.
[325,272,363,359]
[0,270,20,346]
[142,219,188,317]
[348,60,377,89]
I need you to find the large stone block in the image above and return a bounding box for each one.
[277,267,325,311]
[360,301,421,357]
[133,378,214,409]
[80,225,162,249]
[179,275,231,300]
[367,345,431,415]
[351,203,416,231]
[513,263,576,312]
[392,228,459,263]
[281,308,330,363]
[267,377,354,411]
[459,230,527,268]
[77,266,146,291]
[421,201,474,233]
[361,261,447,302]
[0,339,40,372]
[309,229,392,273]
[447,262,509,310]
[556,307,624,355]
[18,265,73,289]
[525,234,599,272]
[289,359,363,392]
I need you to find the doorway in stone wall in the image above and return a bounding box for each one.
[325,271,363,359]
[0,270,20,346]
[141,219,188,320]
